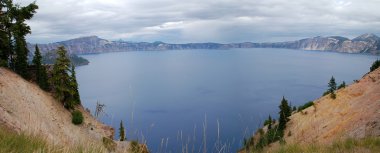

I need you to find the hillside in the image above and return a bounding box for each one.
[284,68,380,145]
[0,67,131,152]
[242,67,380,152]
[27,33,380,55]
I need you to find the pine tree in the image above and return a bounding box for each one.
[370,59,380,72]
[39,64,49,90]
[50,46,74,109]
[32,45,49,90]
[119,120,126,141]
[0,31,8,66]
[12,2,38,78]
[278,96,291,132]
[70,65,81,105]
[0,0,13,67]
[337,81,346,90]
[0,0,38,74]
[13,26,29,78]
[0,4,9,67]
[328,76,337,99]
[267,115,272,130]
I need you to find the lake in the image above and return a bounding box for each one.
[76,48,378,152]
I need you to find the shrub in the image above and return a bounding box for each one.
[264,119,271,126]
[102,137,116,152]
[292,106,297,112]
[337,81,346,89]
[72,110,84,125]
[287,131,292,137]
[243,137,254,151]
[297,101,314,112]
[130,140,141,153]
[322,91,330,96]
[263,115,273,128]
[370,59,380,72]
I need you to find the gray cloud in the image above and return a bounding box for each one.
[15,0,380,43]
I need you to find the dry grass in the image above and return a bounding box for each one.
[267,137,380,153]
[240,68,380,153]
[0,67,129,152]
[284,68,380,144]
[0,125,107,153]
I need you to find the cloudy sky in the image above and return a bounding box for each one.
[15,0,380,44]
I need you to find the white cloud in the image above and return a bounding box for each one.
[14,0,380,43]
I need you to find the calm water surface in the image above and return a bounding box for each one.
[76,48,378,152]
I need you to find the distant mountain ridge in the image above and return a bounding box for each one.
[28,33,380,55]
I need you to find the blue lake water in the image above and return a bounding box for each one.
[76,48,378,152]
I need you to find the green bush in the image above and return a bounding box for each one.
[297,101,314,112]
[71,110,84,125]
[370,59,380,72]
[337,81,346,89]
[130,140,141,153]
[102,137,116,152]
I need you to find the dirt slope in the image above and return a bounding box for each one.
[285,67,380,144]
[0,67,125,150]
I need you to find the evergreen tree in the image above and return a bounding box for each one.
[39,63,49,90]
[50,46,74,109]
[32,45,49,90]
[278,96,291,132]
[0,0,13,67]
[0,0,37,75]
[119,120,126,141]
[11,1,38,78]
[328,76,337,99]
[0,3,9,67]
[70,65,81,105]
[370,59,380,72]
[267,115,272,130]
[13,23,29,78]
[32,45,42,70]
[337,81,346,90]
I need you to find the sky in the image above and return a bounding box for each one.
[15,0,380,44]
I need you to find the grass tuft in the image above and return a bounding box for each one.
[0,126,107,153]
[265,137,380,153]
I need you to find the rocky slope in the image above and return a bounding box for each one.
[28,34,380,55]
[283,67,380,144]
[0,68,131,152]
[242,67,380,153]
[260,33,380,54]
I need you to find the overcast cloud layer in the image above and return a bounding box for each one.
[15,0,380,43]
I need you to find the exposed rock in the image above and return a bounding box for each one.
[28,34,380,55]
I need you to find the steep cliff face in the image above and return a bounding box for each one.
[28,36,232,54]
[28,34,380,55]
[31,36,111,54]
[255,34,380,54]
[294,34,379,54]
